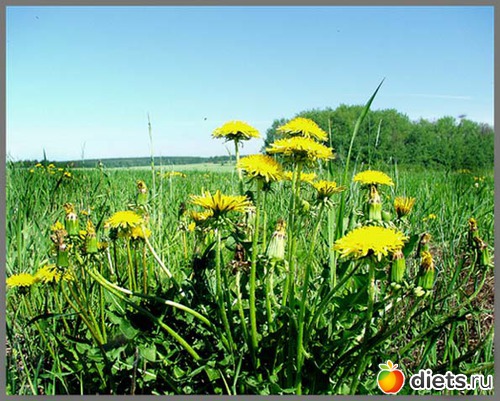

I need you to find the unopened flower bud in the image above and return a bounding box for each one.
[417,251,435,290]
[390,249,406,284]
[267,219,286,261]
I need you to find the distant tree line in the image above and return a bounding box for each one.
[11,155,235,169]
[263,105,494,171]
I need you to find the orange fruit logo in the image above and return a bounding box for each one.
[377,360,405,394]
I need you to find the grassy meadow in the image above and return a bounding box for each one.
[5,118,494,395]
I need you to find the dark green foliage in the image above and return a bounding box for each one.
[263,105,494,170]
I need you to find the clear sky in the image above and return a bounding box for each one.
[6,5,494,162]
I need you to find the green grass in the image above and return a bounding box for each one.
[5,161,494,395]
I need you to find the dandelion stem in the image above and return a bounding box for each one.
[215,228,235,354]
[126,239,136,292]
[295,202,325,393]
[234,140,244,195]
[282,161,302,306]
[249,180,262,368]
[235,271,249,344]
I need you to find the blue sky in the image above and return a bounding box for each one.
[6,6,494,161]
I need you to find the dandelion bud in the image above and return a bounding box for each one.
[84,220,98,254]
[300,199,311,214]
[417,232,431,256]
[394,197,415,219]
[417,251,435,290]
[390,249,406,284]
[414,286,426,297]
[473,236,492,267]
[480,246,492,267]
[468,217,480,248]
[136,180,148,205]
[368,202,382,222]
[57,244,70,267]
[267,219,287,261]
[367,185,382,221]
[382,210,392,222]
[63,203,79,236]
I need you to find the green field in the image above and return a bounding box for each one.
[5,158,494,395]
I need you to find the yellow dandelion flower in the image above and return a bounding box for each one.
[394,196,416,218]
[29,169,35,173]
[63,203,75,215]
[190,210,214,223]
[353,170,394,186]
[237,154,283,182]
[35,163,43,168]
[334,225,408,261]
[130,225,152,240]
[35,264,74,284]
[277,117,328,141]
[312,180,346,199]
[6,272,36,288]
[212,120,260,142]
[163,171,187,178]
[51,220,66,232]
[283,171,317,184]
[187,222,196,232]
[107,210,143,229]
[266,136,334,162]
[422,213,437,222]
[190,190,251,217]
[47,164,55,169]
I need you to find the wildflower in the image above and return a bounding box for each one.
[29,169,34,173]
[363,184,383,221]
[334,226,407,262]
[35,264,74,284]
[63,171,72,178]
[382,210,392,222]
[276,117,328,141]
[107,210,143,230]
[283,171,317,184]
[237,154,283,183]
[422,213,437,222]
[267,219,287,261]
[390,249,406,285]
[164,171,187,179]
[468,217,479,238]
[190,190,251,219]
[188,222,196,232]
[63,203,79,236]
[417,251,435,290]
[131,225,152,240]
[84,220,98,254]
[417,232,432,256]
[394,196,416,218]
[6,273,36,288]
[47,164,55,169]
[231,243,251,274]
[136,180,148,205]
[212,120,260,142]
[473,237,492,267]
[50,220,70,266]
[312,180,345,201]
[190,210,214,223]
[35,163,43,168]
[266,136,334,162]
[353,170,394,187]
